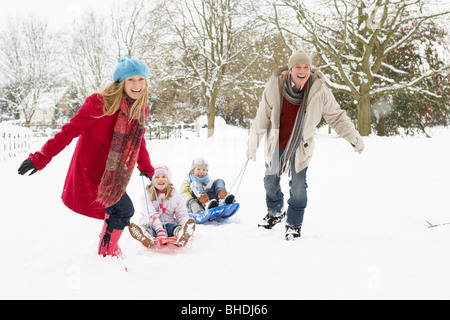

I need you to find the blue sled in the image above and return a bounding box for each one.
[189,203,240,224]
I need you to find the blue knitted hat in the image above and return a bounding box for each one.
[113,56,149,82]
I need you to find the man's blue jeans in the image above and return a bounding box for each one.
[264,150,308,228]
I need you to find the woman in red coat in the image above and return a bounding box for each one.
[18,57,155,258]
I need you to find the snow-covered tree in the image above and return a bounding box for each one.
[111,0,156,60]
[219,31,293,127]
[65,11,115,101]
[375,20,450,136]
[268,0,450,136]
[0,17,62,125]
[163,0,264,137]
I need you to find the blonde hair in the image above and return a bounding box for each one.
[97,80,148,125]
[146,183,175,202]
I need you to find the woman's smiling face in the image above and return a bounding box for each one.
[124,75,147,99]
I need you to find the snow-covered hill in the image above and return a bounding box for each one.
[1,120,450,300]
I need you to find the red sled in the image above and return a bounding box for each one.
[153,236,178,246]
[128,220,195,250]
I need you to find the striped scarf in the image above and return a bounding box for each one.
[278,75,312,176]
[96,96,145,207]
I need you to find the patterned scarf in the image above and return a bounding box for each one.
[278,74,312,176]
[96,96,145,207]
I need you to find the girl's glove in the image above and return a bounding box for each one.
[155,228,167,244]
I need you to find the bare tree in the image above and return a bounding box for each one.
[111,0,157,60]
[0,16,62,125]
[164,0,263,137]
[66,11,115,100]
[268,0,450,136]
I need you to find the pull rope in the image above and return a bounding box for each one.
[142,176,152,222]
[228,159,249,200]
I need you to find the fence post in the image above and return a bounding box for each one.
[0,124,32,162]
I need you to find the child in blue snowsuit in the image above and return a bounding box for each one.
[180,157,234,213]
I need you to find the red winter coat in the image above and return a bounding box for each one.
[28,93,155,220]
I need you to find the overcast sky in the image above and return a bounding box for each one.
[3,0,449,28]
[1,0,111,29]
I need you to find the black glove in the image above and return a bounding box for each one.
[140,171,152,180]
[18,159,38,176]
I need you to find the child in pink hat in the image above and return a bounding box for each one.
[129,165,195,247]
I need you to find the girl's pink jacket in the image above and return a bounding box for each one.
[139,190,189,231]
[28,94,154,220]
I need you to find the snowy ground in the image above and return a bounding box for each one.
[1,119,450,300]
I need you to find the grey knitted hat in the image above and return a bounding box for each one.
[191,157,208,171]
[288,50,312,69]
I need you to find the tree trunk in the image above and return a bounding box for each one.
[376,115,386,136]
[357,94,372,136]
[207,93,217,138]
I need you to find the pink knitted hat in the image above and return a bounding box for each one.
[153,164,172,182]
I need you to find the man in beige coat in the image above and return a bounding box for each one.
[247,50,364,240]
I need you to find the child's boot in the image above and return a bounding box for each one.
[175,218,196,247]
[128,223,154,248]
[198,194,218,210]
[205,199,218,210]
